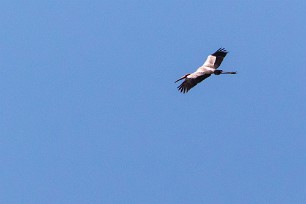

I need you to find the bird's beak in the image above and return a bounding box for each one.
[221,71,237,74]
[175,76,185,83]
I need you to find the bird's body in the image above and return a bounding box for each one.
[175,48,237,93]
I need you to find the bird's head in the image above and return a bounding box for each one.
[175,74,190,83]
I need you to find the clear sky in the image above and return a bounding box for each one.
[1,1,306,203]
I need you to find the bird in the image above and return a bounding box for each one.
[175,48,237,93]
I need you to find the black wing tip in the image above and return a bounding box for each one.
[212,47,228,57]
[217,47,228,52]
[177,84,189,93]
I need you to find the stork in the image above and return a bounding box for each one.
[175,48,237,93]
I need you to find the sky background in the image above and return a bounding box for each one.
[1,1,306,203]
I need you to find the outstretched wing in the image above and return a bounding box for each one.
[177,74,211,93]
[202,48,228,69]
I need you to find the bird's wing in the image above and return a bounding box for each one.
[202,48,228,69]
[177,74,211,93]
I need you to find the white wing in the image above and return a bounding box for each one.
[202,48,228,69]
[177,73,211,93]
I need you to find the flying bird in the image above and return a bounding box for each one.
[175,48,237,93]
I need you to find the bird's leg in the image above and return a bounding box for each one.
[175,74,191,83]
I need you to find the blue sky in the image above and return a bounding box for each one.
[1,1,306,203]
